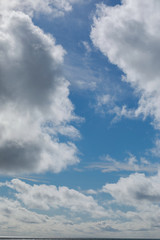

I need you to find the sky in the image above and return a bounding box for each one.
[0,0,160,238]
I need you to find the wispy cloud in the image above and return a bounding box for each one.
[82,41,92,54]
[88,154,159,173]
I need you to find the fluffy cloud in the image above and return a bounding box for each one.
[0,180,118,237]
[91,0,160,128]
[0,3,80,174]
[0,0,81,18]
[1,178,160,237]
[0,197,76,237]
[0,196,119,237]
[91,4,160,233]
[4,179,106,218]
[101,171,160,235]
[0,197,47,225]
[103,172,160,205]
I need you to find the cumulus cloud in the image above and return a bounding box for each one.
[0,197,76,237]
[103,172,160,205]
[91,4,160,233]
[101,171,160,235]
[0,0,81,18]
[0,180,121,237]
[0,2,80,174]
[91,0,160,128]
[0,197,47,224]
[0,195,120,237]
[1,178,160,237]
[3,179,107,218]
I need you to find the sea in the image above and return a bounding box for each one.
[0,238,159,240]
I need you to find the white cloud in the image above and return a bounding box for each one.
[85,189,97,195]
[0,180,118,237]
[88,154,159,173]
[82,41,91,53]
[95,94,114,114]
[0,4,80,174]
[0,0,82,18]
[1,178,160,237]
[100,172,160,236]
[64,53,98,91]
[103,172,160,206]
[0,195,118,238]
[0,197,51,236]
[94,92,138,122]
[151,138,160,157]
[95,94,123,118]
[91,0,160,128]
[5,179,106,218]
[0,197,78,237]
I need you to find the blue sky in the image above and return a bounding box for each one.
[0,0,160,238]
